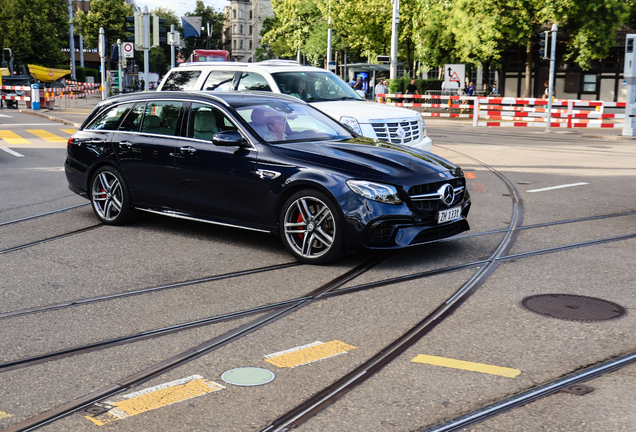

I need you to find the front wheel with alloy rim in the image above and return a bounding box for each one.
[280,189,344,264]
[90,166,134,225]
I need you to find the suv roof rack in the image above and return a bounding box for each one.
[179,61,250,67]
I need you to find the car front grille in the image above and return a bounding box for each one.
[371,119,421,145]
[408,178,466,211]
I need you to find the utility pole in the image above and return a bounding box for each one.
[390,0,399,79]
[546,23,558,133]
[623,34,636,136]
[98,27,106,100]
[143,5,150,92]
[326,2,332,71]
[68,0,76,80]
[117,39,123,93]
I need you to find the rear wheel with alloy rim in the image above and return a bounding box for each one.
[90,166,133,225]
[280,189,344,264]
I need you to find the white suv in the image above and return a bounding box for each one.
[157,61,432,152]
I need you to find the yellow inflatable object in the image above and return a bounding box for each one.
[28,64,70,82]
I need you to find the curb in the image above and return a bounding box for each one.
[17,109,83,128]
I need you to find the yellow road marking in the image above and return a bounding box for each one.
[0,411,14,420]
[26,129,67,143]
[0,130,30,144]
[412,355,520,378]
[84,375,224,426]
[60,128,77,134]
[265,340,356,368]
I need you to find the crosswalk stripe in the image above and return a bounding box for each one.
[0,130,30,144]
[60,128,77,134]
[26,129,67,143]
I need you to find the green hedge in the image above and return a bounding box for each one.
[75,66,87,82]
[84,68,101,82]
[386,78,444,94]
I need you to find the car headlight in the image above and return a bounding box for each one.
[346,180,402,205]
[340,116,362,135]
[418,114,427,136]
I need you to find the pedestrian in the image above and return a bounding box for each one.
[491,81,498,96]
[467,81,475,96]
[542,80,549,99]
[353,77,364,91]
[405,78,419,96]
[140,78,145,91]
[441,80,446,93]
[375,80,387,103]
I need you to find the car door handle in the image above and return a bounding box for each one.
[119,141,133,149]
[180,146,197,154]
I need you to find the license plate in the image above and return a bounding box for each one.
[437,206,461,224]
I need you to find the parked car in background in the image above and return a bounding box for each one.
[156,61,433,152]
[65,91,469,264]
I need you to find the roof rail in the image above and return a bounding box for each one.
[178,61,249,67]
[257,60,300,66]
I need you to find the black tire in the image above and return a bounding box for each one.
[89,166,134,225]
[279,189,344,264]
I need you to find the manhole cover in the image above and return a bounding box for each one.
[221,367,275,386]
[521,294,625,322]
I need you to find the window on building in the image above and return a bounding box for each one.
[583,74,597,92]
[240,25,243,34]
[249,25,252,35]
[240,39,243,49]
[239,9,243,18]
[233,9,236,18]
[233,40,237,49]
[233,25,237,34]
[250,11,252,19]
[249,40,253,49]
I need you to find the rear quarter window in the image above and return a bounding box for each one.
[161,71,202,91]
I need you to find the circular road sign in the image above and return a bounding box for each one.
[123,42,134,58]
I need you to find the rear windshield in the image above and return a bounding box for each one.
[161,71,202,91]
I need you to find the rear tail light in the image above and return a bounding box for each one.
[67,137,73,149]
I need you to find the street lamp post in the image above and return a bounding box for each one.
[390,0,399,80]
[68,0,76,80]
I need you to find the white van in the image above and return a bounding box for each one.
[156,61,433,152]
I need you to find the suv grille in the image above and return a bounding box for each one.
[371,119,421,145]
[408,178,465,211]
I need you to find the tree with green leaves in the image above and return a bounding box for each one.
[73,0,133,50]
[256,16,295,61]
[0,0,68,67]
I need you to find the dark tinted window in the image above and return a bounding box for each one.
[202,70,236,91]
[237,72,271,92]
[188,102,238,141]
[140,101,184,136]
[85,103,135,130]
[161,71,202,91]
[118,103,145,132]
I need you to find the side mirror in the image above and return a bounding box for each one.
[212,130,248,147]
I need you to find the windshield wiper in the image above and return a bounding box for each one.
[340,96,362,100]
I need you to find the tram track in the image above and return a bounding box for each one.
[1,152,634,431]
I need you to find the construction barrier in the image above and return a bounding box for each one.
[376,93,626,129]
[1,82,101,109]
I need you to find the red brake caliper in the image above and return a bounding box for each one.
[296,211,304,239]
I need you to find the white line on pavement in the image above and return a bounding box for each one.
[527,182,588,193]
[1,147,24,157]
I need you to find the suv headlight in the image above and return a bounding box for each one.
[340,116,362,135]
[346,180,402,205]
[418,114,427,136]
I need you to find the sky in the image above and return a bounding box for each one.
[139,0,230,17]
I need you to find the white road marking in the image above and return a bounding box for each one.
[1,147,24,157]
[0,114,12,118]
[526,182,588,193]
[0,123,55,126]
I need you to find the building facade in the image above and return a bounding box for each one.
[222,0,273,62]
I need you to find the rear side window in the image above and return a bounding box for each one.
[203,70,236,91]
[118,103,145,132]
[188,102,238,141]
[85,103,135,130]
[161,71,202,91]
[237,72,271,92]
[140,101,184,136]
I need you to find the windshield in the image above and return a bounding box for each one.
[235,101,354,144]
[271,71,364,103]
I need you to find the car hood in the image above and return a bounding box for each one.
[270,137,457,178]
[309,100,419,123]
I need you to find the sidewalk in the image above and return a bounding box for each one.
[17,93,103,128]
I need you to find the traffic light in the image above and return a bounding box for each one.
[152,15,167,47]
[538,31,548,59]
[126,12,144,49]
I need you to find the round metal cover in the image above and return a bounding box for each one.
[522,294,625,322]
[221,367,275,386]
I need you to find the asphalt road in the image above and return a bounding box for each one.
[0,101,635,432]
